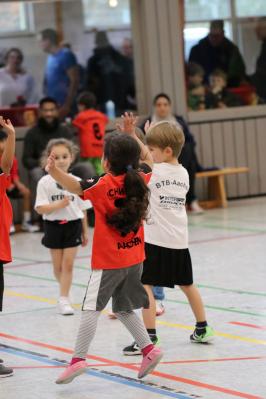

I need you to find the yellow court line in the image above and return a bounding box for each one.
[5,290,266,346]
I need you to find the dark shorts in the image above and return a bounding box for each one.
[0,263,4,312]
[142,243,193,288]
[7,187,22,199]
[42,219,82,249]
[82,263,149,313]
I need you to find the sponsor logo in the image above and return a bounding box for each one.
[117,236,142,250]
[155,179,189,191]
[159,195,185,208]
[51,194,75,202]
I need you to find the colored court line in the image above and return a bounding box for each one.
[0,333,263,399]
[196,284,266,298]
[1,306,54,316]
[188,221,266,234]
[0,346,192,399]
[5,270,266,317]
[229,322,266,330]
[189,231,266,246]
[4,289,266,347]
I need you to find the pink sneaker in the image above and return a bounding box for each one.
[55,360,87,384]
[138,347,163,379]
[156,302,165,317]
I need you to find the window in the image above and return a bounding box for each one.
[235,0,266,17]
[82,0,130,30]
[0,2,33,36]
[185,0,231,21]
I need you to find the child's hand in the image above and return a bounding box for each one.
[81,231,89,247]
[58,196,71,209]
[116,112,137,136]
[144,120,156,134]
[45,152,56,173]
[0,117,15,136]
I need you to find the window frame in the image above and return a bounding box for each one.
[0,2,34,38]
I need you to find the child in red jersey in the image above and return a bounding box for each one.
[0,116,15,378]
[73,91,108,175]
[46,113,163,384]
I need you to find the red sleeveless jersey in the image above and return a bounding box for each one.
[0,170,12,263]
[73,109,108,158]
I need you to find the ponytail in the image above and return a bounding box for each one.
[104,132,150,236]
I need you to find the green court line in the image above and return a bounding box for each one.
[188,221,266,234]
[165,299,266,318]
[1,306,54,316]
[6,270,266,318]
[197,284,266,297]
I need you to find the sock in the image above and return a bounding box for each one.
[70,357,85,365]
[23,211,31,223]
[195,321,207,335]
[147,328,157,342]
[142,344,154,357]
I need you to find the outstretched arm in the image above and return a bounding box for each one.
[0,117,15,174]
[45,153,83,195]
[117,112,153,169]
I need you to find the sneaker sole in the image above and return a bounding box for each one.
[123,351,142,356]
[191,335,215,344]
[56,367,86,384]
[0,372,14,378]
[138,352,163,379]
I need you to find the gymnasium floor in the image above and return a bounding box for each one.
[1,197,266,399]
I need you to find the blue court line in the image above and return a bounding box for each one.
[0,347,193,399]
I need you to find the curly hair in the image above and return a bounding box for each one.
[40,138,79,168]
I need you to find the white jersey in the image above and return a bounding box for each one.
[145,163,189,249]
[35,174,92,221]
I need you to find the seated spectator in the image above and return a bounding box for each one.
[0,131,38,233]
[141,93,204,214]
[187,62,206,111]
[0,48,37,108]
[189,20,246,87]
[22,97,95,211]
[251,17,266,101]
[73,92,108,175]
[205,69,242,109]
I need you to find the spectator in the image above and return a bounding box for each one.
[251,17,266,101]
[86,31,128,114]
[189,20,246,87]
[39,29,79,119]
[121,38,136,110]
[0,48,37,107]
[0,131,38,233]
[73,91,108,175]
[187,62,206,111]
[141,93,204,214]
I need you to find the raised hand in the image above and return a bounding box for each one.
[45,152,56,173]
[116,112,138,136]
[0,117,15,136]
[144,120,156,134]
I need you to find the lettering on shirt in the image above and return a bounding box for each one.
[159,195,185,209]
[117,236,142,250]
[107,187,125,199]
[155,179,189,192]
[51,194,75,202]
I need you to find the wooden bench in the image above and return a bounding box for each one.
[196,167,249,209]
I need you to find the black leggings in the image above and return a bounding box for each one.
[0,263,4,312]
[179,142,197,205]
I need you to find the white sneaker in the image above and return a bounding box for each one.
[9,224,16,235]
[58,298,74,316]
[156,301,165,317]
[188,200,204,215]
[21,222,40,233]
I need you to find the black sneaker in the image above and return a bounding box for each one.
[0,359,3,363]
[0,364,13,378]
[123,336,160,356]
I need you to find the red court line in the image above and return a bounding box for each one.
[0,332,263,399]
[229,322,266,330]
[11,363,115,369]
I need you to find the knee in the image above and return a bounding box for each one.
[62,261,73,273]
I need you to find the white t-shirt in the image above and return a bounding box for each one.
[145,163,189,249]
[0,68,37,107]
[35,174,92,221]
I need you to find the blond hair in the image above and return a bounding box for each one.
[40,138,79,168]
[146,121,185,157]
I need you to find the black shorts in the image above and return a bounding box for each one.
[42,219,82,249]
[7,186,22,199]
[141,243,193,288]
[0,263,4,312]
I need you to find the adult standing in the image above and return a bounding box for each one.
[189,20,246,87]
[0,48,37,107]
[121,38,136,110]
[251,17,266,100]
[39,29,79,119]
[141,93,203,214]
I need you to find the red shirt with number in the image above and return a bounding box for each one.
[80,166,152,270]
[0,169,12,263]
[73,109,108,158]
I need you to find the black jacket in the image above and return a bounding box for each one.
[22,123,73,170]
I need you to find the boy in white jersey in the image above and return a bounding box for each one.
[123,120,214,355]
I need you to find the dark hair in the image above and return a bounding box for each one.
[104,132,150,236]
[77,91,97,109]
[41,28,58,45]
[210,20,224,31]
[210,68,227,81]
[187,62,204,77]
[5,48,24,64]
[0,131,7,141]
[39,97,58,108]
[153,93,172,105]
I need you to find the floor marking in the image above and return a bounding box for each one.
[196,284,266,297]
[4,290,266,347]
[229,322,266,330]
[0,332,264,399]
[0,346,194,399]
[188,221,266,234]
[1,306,54,316]
[6,271,266,317]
